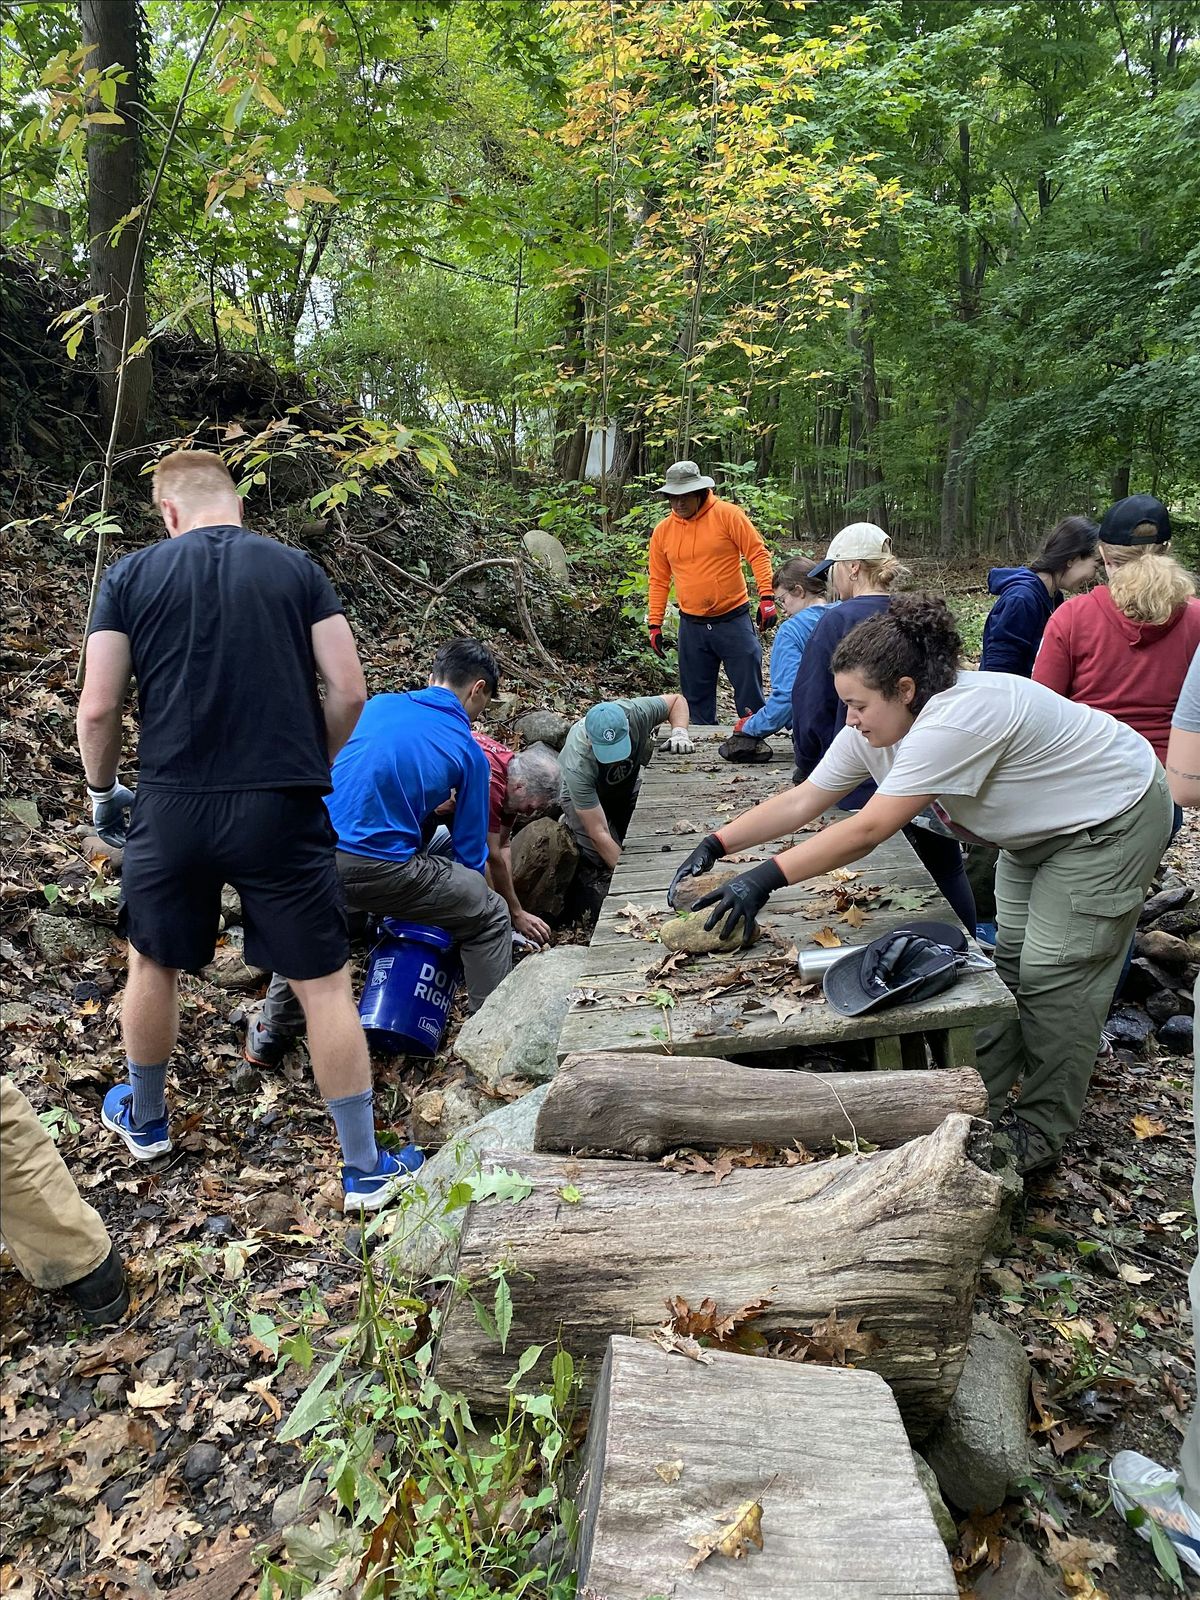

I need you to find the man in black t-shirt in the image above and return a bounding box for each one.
[77,449,419,1213]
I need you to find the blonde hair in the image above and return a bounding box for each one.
[846,555,909,592]
[153,449,238,510]
[1103,543,1195,626]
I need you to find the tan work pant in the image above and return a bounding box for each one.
[0,1076,111,1289]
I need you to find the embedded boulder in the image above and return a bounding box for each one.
[455,946,593,1085]
[511,818,579,922]
[923,1314,1030,1514]
[515,710,572,752]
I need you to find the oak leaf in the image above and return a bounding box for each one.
[811,926,841,948]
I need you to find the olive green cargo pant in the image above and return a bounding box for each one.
[0,1076,112,1289]
[975,770,1172,1151]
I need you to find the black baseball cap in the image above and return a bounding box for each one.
[823,921,966,1017]
[1098,495,1171,547]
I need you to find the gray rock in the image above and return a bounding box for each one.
[511,818,579,922]
[1140,885,1193,924]
[220,885,243,926]
[383,1084,549,1278]
[515,710,572,752]
[1157,1012,1194,1054]
[1104,1004,1155,1050]
[522,529,570,584]
[93,1374,126,1408]
[1,1002,35,1028]
[972,1540,1063,1599]
[270,1479,323,1531]
[912,1452,956,1550]
[141,1347,177,1382]
[455,946,593,1086]
[201,927,266,993]
[924,1314,1030,1514]
[410,1080,490,1148]
[1145,987,1181,1025]
[80,834,123,868]
[30,913,112,964]
[182,1442,223,1486]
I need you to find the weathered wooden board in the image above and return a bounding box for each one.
[574,1336,956,1598]
[560,734,1016,1061]
[534,1053,988,1157]
[437,1114,1002,1435]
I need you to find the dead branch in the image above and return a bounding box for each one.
[417,556,559,676]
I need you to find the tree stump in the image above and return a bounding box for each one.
[574,1335,956,1598]
[535,1052,988,1157]
[438,1114,1002,1436]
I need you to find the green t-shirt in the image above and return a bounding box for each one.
[560,696,670,811]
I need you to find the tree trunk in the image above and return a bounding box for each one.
[79,0,150,448]
[535,1054,987,1158]
[575,1338,957,1598]
[438,1115,1003,1435]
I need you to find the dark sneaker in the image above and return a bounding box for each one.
[994,1110,1057,1178]
[101,1085,172,1160]
[342,1144,425,1214]
[1110,1450,1200,1576]
[244,1020,298,1069]
[66,1245,129,1326]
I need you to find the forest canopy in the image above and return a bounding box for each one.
[2,0,1198,552]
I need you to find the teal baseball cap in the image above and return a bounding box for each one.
[585,702,632,764]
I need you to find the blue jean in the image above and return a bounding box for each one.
[677,606,765,725]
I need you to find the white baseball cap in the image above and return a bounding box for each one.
[808,522,892,578]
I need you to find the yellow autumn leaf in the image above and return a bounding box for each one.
[686,1495,765,1569]
[255,81,286,117]
[303,184,338,204]
[812,926,842,949]
[284,186,306,210]
[1130,1113,1167,1141]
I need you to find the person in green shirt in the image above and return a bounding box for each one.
[560,694,692,915]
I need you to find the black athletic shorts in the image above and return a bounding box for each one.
[119,788,349,979]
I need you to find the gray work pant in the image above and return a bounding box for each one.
[259,850,512,1030]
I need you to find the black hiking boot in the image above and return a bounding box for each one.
[244,1019,298,1069]
[994,1110,1058,1179]
[66,1245,130,1326]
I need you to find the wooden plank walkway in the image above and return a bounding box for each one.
[557,729,1016,1066]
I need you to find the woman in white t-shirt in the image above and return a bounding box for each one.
[669,595,1172,1175]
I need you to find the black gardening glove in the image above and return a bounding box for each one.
[693,858,787,943]
[667,832,726,908]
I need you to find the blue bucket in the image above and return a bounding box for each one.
[358,920,462,1056]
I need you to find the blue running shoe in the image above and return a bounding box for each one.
[101,1085,172,1161]
[342,1144,425,1213]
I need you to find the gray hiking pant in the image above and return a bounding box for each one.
[259,849,511,1030]
[1183,981,1200,1511]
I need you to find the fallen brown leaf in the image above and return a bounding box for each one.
[654,1460,683,1484]
[811,926,842,949]
[686,1495,765,1569]
[1130,1113,1167,1141]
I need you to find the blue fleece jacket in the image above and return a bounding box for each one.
[791,594,891,808]
[742,604,829,737]
[327,687,490,871]
[979,567,1057,677]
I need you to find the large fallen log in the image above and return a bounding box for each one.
[535,1052,987,1157]
[437,1114,1001,1437]
[574,1335,956,1598]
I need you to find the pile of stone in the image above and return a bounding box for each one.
[1109,884,1198,1055]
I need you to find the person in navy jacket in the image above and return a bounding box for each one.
[980,516,1100,676]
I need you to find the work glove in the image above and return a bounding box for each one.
[667,832,726,908]
[693,857,787,944]
[649,625,675,659]
[664,726,695,755]
[756,598,777,632]
[733,715,750,734]
[88,779,136,848]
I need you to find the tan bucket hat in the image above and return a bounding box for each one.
[656,460,716,496]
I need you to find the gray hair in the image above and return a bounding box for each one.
[508,742,561,806]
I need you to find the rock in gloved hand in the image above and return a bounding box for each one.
[659,912,758,954]
[670,868,736,912]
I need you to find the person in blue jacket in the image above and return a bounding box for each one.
[734,556,829,738]
[979,516,1100,675]
[789,522,976,929]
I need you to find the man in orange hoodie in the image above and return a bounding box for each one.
[647,461,775,724]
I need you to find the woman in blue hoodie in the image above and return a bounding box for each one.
[980,517,1100,675]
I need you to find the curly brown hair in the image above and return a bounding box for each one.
[830,594,962,713]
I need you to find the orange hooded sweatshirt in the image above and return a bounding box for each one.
[647,495,774,626]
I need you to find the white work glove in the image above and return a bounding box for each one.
[88,779,135,847]
[665,727,695,755]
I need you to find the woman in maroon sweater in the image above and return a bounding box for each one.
[1033,495,1200,765]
